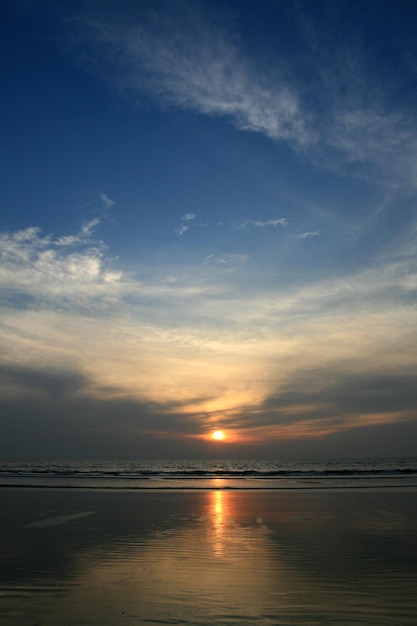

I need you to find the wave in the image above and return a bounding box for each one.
[1,459,417,482]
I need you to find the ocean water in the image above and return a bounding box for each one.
[1,456,417,489]
[2,459,417,624]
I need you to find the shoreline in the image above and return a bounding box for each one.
[2,476,417,491]
[2,484,417,491]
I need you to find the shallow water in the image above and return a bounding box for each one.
[1,457,417,490]
[1,488,417,625]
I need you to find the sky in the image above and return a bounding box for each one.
[1,0,417,460]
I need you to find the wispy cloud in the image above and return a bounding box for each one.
[174,225,188,236]
[203,253,247,268]
[81,218,101,236]
[174,214,288,236]
[71,5,312,147]
[182,212,196,221]
[296,230,319,240]
[323,109,417,184]
[235,218,288,230]
[65,3,417,187]
[99,192,115,209]
[174,212,196,235]
[55,218,100,247]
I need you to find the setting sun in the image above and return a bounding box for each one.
[212,430,225,441]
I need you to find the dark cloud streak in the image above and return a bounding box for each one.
[0,365,212,459]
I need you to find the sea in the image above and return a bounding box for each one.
[2,457,417,624]
[1,456,417,490]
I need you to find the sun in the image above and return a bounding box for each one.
[212,430,225,441]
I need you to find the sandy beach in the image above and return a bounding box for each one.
[1,487,417,625]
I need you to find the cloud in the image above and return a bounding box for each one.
[203,254,247,269]
[212,361,417,449]
[63,2,417,188]
[99,192,115,209]
[174,214,287,236]
[296,231,319,239]
[0,224,121,312]
[81,218,101,236]
[174,213,196,236]
[322,109,417,184]
[1,218,417,456]
[262,367,417,427]
[69,3,312,147]
[174,225,189,236]
[174,212,196,234]
[54,217,101,247]
[0,364,211,459]
[235,218,288,229]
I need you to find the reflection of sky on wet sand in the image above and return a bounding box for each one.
[1,489,417,625]
[62,491,301,625]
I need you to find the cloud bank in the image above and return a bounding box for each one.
[1,215,416,457]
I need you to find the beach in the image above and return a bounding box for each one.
[1,486,417,625]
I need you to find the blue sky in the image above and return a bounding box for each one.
[1,0,417,459]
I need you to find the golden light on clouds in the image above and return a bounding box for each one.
[1,220,417,457]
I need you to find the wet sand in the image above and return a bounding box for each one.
[1,487,417,625]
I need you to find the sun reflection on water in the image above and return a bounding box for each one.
[212,489,226,556]
[8,491,415,625]
[208,483,235,557]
